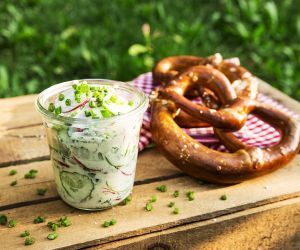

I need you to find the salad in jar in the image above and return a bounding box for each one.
[36,79,148,210]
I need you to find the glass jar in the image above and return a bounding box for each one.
[36,79,148,210]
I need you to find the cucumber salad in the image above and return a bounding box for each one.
[38,80,148,210]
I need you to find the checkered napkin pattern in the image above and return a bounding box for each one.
[131,72,298,152]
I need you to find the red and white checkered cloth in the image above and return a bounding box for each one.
[131,72,298,152]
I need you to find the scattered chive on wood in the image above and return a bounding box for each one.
[8,219,16,228]
[145,202,153,211]
[37,188,47,196]
[0,214,8,225]
[33,216,46,224]
[186,191,195,201]
[150,195,157,203]
[156,185,167,192]
[24,237,35,246]
[102,218,116,228]
[24,169,38,179]
[20,230,30,237]
[47,222,60,231]
[110,218,117,226]
[173,190,179,198]
[102,221,110,228]
[122,195,132,205]
[10,180,17,186]
[59,216,71,227]
[220,194,227,200]
[168,202,175,208]
[173,208,180,214]
[9,169,17,175]
[47,232,58,240]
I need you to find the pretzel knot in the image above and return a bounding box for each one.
[150,54,300,184]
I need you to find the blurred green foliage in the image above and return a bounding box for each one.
[0,0,300,99]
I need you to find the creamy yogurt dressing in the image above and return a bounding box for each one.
[45,80,142,210]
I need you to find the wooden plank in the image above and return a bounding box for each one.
[96,196,300,250]
[0,155,300,249]
[0,125,49,167]
[0,94,41,131]
[0,149,182,210]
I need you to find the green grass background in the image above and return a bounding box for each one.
[0,0,300,100]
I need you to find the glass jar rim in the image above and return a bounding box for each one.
[35,79,149,125]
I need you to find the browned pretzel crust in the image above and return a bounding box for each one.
[150,100,300,184]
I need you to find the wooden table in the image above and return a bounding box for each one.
[0,80,300,250]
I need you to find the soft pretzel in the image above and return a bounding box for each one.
[150,99,300,184]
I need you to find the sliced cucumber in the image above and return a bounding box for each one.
[60,171,94,202]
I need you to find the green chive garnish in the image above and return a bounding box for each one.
[186,191,195,201]
[58,94,65,101]
[89,100,96,108]
[173,190,179,198]
[173,208,180,214]
[128,100,134,106]
[47,232,58,240]
[0,214,8,225]
[156,185,167,192]
[47,221,60,231]
[24,237,35,245]
[55,106,62,115]
[59,216,71,227]
[65,99,71,106]
[168,202,175,208]
[150,195,157,203]
[85,110,92,117]
[122,195,132,205]
[220,194,227,200]
[20,230,30,237]
[37,188,47,196]
[145,202,153,211]
[9,169,17,175]
[10,180,17,186]
[8,219,16,228]
[24,169,38,179]
[48,103,55,112]
[33,216,45,224]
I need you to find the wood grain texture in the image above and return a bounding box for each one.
[0,155,300,249]
[0,94,41,131]
[96,197,300,250]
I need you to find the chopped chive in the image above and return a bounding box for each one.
[58,94,65,101]
[89,100,96,108]
[186,191,195,201]
[102,221,111,228]
[9,169,17,175]
[8,219,16,228]
[84,110,92,117]
[101,109,112,118]
[24,237,35,245]
[65,99,71,106]
[10,180,17,186]
[150,195,157,203]
[47,232,58,240]
[156,185,167,192]
[20,230,30,237]
[47,221,60,231]
[168,202,175,208]
[122,195,132,205]
[54,106,62,115]
[24,169,38,179]
[128,100,134,106]
[173,208,180,214]
[48,103,55,112]
[90,86,95,91]
[145,202,153,211]
[173,190,179,198]
[59,216,71,227]
[0,214,8,225]
[220,194,227,201]
[72,84,78,90]
[110,95,117,103]
[110,218,117,225]
[37,188,47,196]
[33,216,45,224]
